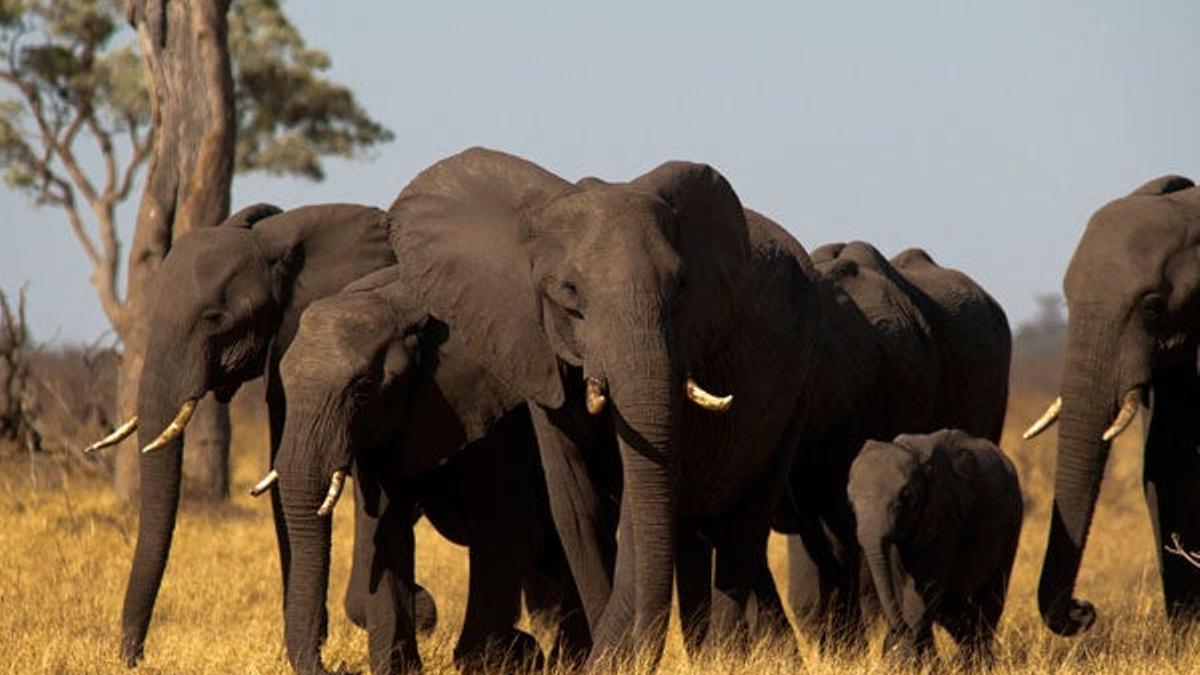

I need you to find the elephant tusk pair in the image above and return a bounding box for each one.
[83,416,139,454]
[584,376,733,415]
[317,469,348,517]
[141,399,198,454]
[248,469,279,497]
[1022,397,1061,440]
[1022,389,1141,442]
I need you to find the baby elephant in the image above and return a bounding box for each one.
[848,429,1021,663]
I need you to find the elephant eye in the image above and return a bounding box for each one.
[201,309,228,330]
[549,278,584,318]
[1141,293,1167,323]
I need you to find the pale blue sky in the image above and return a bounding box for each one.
[3,1,1198,343]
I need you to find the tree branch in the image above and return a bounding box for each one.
[87,115,119,203]
[116,113,150,201]
[1165,533,1200,570]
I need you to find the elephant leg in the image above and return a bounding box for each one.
[454,545,541,674]
[890,576,937,663]
[344,481,371,629]
[523,532,591,666]
[346,495,435,635]
[675,520,712,658]
[529,404,618,631]
[714,521,799,661]
[1144,369,1200,630]
[750,556,799,653]
[945,579,1005,666]
[362,478,421,675]
[588,497,636,666]
[785,534,821,632]
[819,506,867,653]
[265,361,292,607]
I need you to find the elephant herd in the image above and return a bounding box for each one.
[83,148,1200,673]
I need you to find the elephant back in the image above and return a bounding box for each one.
[891,248,1012,442]
[814,241,941,433]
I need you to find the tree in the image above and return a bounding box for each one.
[0,286,41,456]
[0,0,391,500]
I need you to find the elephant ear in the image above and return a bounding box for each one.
[918,431,975,543]
[388,147,576,409]
[629,161,751,326]
[223,202,282,228]
[1131,175,1194,197]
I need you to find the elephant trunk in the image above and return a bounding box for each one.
[865,539,905,634]
[277,444,334,675]
[1037,314,1117,635]
[119,356,190,664]
[607,329,677,666]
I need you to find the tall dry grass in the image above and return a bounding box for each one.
[0,393,1192,674]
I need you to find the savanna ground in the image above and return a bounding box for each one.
[0,392,1193,674]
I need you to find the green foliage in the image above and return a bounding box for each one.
[228,0,392,180]
[0,0,390,202]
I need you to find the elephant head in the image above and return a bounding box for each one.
[1028,175,1200,634]
[379,147,750,660]
[112,202,394,663]
[848,432,971,636]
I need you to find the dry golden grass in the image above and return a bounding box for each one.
[1,394,1193,674]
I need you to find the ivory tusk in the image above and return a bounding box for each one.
[1022,397,1062,440]
[249,469,279,497]
[685,377,733,413]
[83,416,139,454]
[1101,389,1141,442]
[316,469,348,517]
[586,377,607,415]
[141,399,198,454]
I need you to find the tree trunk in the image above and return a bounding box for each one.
[113,0,235,503]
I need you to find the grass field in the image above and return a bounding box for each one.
[0,394,1193,674]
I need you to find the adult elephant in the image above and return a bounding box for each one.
[1027,175,1200,635]
[779,240,1010,645]
[83,203,398,665]
[336,147,819,668]
[274,267,598,674]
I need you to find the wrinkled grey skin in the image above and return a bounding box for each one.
[1038,175,1200,635]
[276,268,593,674]
[778,241,1011,647]
[376,148,824,668]
[849,429,1021,663]
[121,203,398,665]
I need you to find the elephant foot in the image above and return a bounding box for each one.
[548,610,592,667]
[1043,598,1096,636]
[345,582,436,636]
[881,627,935,668]
[454,629,544,674]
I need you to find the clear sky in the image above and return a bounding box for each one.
[3,0,1198,343]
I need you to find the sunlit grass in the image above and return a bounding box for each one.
[0,394,1188,674]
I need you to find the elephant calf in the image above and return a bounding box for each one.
[847,429,1021,663]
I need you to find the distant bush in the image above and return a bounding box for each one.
[1011,294,1065,396]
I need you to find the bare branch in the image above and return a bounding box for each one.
[116,113,150,201]
[1165,532,1200,570]
[58,187,102,270]
[50,110,100,206]
[87,115,119,203]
